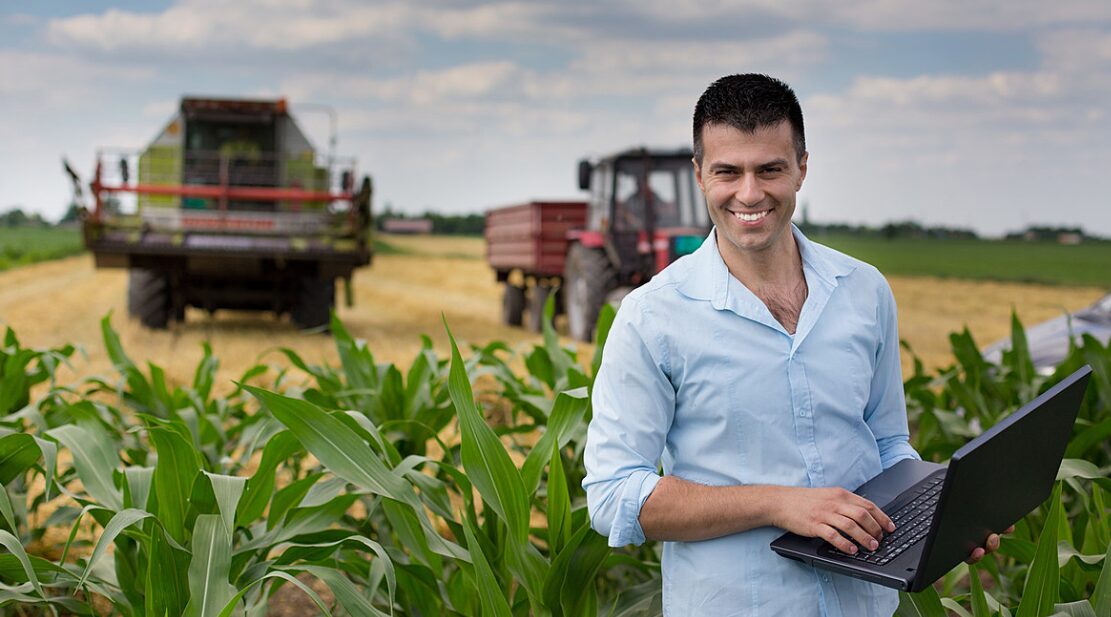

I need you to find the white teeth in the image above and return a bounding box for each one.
[733,210,769,222]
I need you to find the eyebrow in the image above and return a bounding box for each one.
[708,158,790,173]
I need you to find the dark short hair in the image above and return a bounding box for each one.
[692,74,805,164]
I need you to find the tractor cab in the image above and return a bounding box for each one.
[577,148,709,278]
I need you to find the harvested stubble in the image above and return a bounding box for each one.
[0,234,1103,390]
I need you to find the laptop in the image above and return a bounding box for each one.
[770,365,1091,592]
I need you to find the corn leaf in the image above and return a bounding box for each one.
[896,588,947,617]
[1052,600,1097,617]
[940,598,972,617]
[32,436,57,502]
[146,523,190,617]
[237,431,300,527]
[123,466,154,511]
[521,387,589,494]
[150,426,202,544]
[968,563,992,617]
[0,433,39,484]
[48,422,123,511]
[1016,482,1063,617]
[0,530,44,600]
[542,522,610,617]
[1093,538,1111,617]
[444,322,529,543]
[299,564,390,617]
[546,444,572,555]
[0,485,14,533]
[461,515,513,617]
[591,303,617,379]
[183,515,238,617]
[203,472,247,535]
[243,385,410,502]
[76,508,153,590]
[217,570,334,617]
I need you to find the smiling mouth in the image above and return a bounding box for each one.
[731,209,770,222]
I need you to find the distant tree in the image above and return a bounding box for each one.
[57,203,83,225]
[0,207,50,228]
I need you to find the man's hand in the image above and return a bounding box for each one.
[770,486,895,555]
[966,526,1015,564]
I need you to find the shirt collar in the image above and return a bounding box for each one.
[677,225,857,309]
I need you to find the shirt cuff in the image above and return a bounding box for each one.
[878,437,921,470]
[606,470,662,547]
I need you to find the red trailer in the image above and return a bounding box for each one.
[485,201,587,331]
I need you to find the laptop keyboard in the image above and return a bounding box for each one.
[837,473,945,566]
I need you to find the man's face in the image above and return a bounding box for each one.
[694,121,807,261]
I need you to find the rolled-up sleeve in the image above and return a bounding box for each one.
[864,277,921,469]
[583,295,674,547]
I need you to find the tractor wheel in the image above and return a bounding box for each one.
[292,277,335,330]
[128,269,170,329]
[564,244,615,342]
[527,285,552,333]
[502,284,525,326]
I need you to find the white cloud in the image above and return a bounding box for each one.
[0,51,155,108]
[45,0,413,53]
[827,0,1111,31]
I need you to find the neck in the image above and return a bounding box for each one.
[717,229,803,291]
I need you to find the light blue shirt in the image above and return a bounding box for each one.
[583,227,919,616]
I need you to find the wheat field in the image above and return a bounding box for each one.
[0,234,1103,390]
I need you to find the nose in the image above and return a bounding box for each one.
[735,173,763,208]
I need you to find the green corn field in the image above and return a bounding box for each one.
[0,299,1109,616]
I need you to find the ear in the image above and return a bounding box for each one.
[796,151,808,191]
[692,157,705,192]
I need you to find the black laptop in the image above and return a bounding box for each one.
[770,365,1091,592]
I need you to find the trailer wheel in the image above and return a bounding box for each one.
[502,284,526,326]
[564,244,615,342]
[292,277,335,330]
[128,269,170,329]
[527,285,552,333]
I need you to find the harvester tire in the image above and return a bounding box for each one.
[292,277,335,330]
[128,269,170,329]
[527,284,552,333]
[564,244,614,342]
[502,284,526,326]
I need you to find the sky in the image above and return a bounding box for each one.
[2,0,1110,237]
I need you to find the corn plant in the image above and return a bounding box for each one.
[2,302,1109,616]
[899,311,1111,615]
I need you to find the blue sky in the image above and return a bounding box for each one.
[3,0,1110,236]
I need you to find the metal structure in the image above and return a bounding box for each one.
[80,97,373,330]
[485,147,710,341]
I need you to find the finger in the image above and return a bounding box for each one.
[832,515,880,552]
[855,497,895,534]
[984,533,1000,553]
[819,524,858,555]
[839,504,884,542]
[966,547,985,564]
[1004,525,1015,534]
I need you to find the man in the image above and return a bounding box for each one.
[583,74,1001,616]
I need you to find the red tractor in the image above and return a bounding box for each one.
[486,147,709,341]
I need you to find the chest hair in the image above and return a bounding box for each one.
[754,277,808,334]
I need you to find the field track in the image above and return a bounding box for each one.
[0,234,1105,391]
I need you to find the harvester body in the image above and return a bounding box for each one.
[82,97,372,329]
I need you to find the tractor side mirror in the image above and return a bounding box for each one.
[577,159,592,191]
[341,170,354,192]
